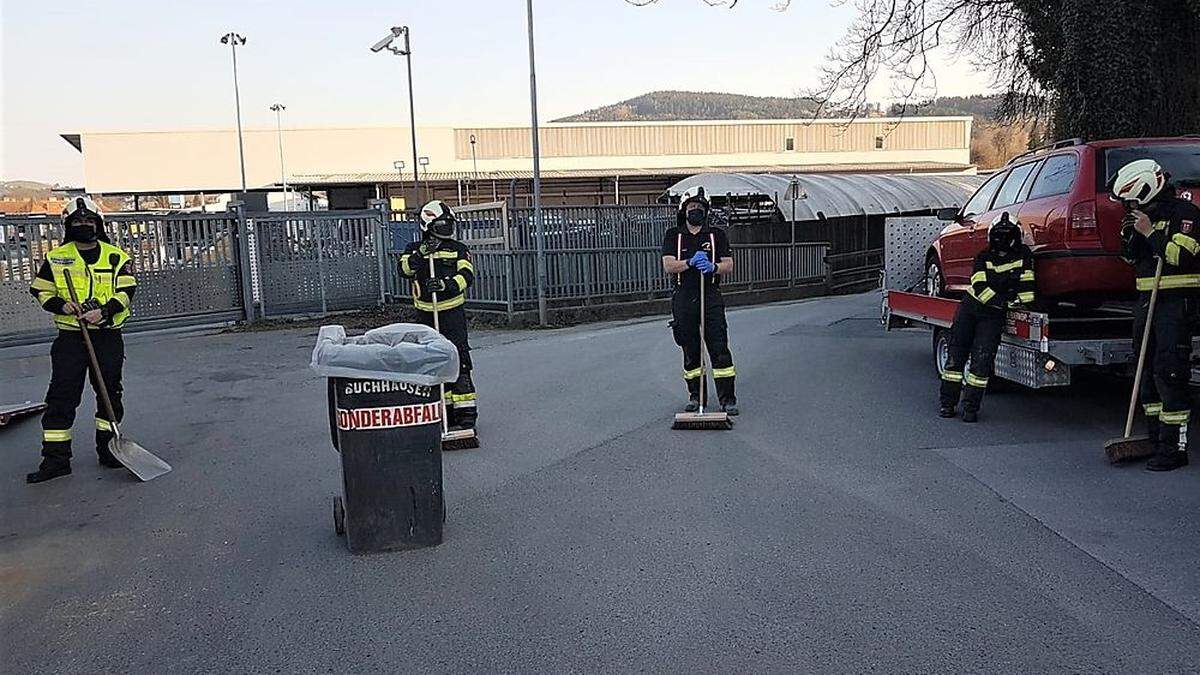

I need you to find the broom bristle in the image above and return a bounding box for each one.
[1104,436,1155,464]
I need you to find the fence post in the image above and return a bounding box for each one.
[823,245,834,294]
[370,199,389,305]
[316,218,329,315]
[229,201,256,323]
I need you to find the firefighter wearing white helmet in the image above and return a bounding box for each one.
[661,187,739,415]
[1114,158,1200,471]
[397,200,478,430]
[26,196,137,483]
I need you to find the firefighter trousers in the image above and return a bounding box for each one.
[40,330,124,468]
[671,288,736,405]
[416,306,477,429]
[939,299,1004,413]
[1133,293,1196,458]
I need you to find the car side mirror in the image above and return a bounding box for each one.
[936,207,960,222]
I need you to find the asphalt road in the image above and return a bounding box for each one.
[3,293,1200,673]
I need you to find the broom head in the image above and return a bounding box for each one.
[1104,435,1155,464]
[442,428,480,451]
[672,411,733,431]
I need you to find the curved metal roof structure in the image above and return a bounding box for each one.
[667,173,984,222]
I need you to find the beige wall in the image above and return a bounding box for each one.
[75,117,972,194]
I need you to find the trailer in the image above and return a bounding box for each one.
[880,216,1137,389]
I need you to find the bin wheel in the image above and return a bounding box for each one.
[333,496,345,536]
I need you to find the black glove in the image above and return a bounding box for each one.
[80,298,102,314]
[426,278,448,294]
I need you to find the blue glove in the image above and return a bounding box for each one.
[691,252,717,274]
[689,250,716,272]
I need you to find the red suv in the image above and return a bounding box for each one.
[928,137,1200,304]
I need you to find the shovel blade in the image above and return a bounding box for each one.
[109,437,172,481]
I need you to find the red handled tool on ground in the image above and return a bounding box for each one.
[63,270,172,480]
[1105,255,1162,463]
[427,254,479,451]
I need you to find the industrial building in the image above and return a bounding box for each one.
[60,116,974,211]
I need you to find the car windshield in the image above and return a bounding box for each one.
[1104,143,1200,187]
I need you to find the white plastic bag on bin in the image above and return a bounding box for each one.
[310,323,460,386]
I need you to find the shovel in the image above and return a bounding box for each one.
[63,270,172,481]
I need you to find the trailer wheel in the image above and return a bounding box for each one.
[933,328,952,377]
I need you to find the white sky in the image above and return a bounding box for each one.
[0,0,992,185]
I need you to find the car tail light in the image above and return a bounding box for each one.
[1070,201,1097,232]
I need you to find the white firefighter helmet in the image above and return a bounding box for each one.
[1111,159,1167,206]
[677,186,710,213]
[61,195,105,225]
[418,199,456,239]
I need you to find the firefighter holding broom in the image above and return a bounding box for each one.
[26,197,136,483]
[662,187,738,419]
[398,200,478,434]
[1112,159,1200,472]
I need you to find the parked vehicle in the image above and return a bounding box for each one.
[927,137,1200,305]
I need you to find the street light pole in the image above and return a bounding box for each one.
[220,32,248,195]
[393,160,406,210]
[372,26,421,213]
[526,0,547,326]
[270,103,288,210]
[469,134,478,204]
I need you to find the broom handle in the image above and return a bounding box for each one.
[428,252,449,436]
[1125,256,1164,437]
[699,257,707,414]
[63,270,121,435]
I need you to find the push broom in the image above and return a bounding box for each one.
[673,253,733,431]
[1105,256,1162,463]
[428,255,480,451]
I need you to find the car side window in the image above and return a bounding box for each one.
[1028,153,1079,200]
[963,172,1007,218]
[993,162,1039,209]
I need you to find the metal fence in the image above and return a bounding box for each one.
[2,201,854,345]
[1,212,244,346]
[249,208,385,317]
[383,204,831,316]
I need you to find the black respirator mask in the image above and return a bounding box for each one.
[685,208,708,227]
[67,218,99,243]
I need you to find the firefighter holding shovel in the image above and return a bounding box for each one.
[26,197,136,483]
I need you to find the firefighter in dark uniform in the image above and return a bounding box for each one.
[397,200,477,430]
[661,188,738,415]
[939,212,1035,423]
[1113,159,1200,472]
[26,196,136,483]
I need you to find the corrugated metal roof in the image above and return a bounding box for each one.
[667,172,984,222]
[288,162,970,186]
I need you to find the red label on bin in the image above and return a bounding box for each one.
[336,403,442,431]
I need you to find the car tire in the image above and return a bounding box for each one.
[926,256,948,298]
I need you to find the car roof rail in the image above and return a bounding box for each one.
[1007,137,1086,165]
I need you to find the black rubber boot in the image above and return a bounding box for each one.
[26,461,72,484]
[684,397,699,413]
[721,401,739,416]
[939,405,957,418]
[1146,451,1188,472]
[961,409,979,423]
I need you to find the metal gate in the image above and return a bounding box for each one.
[250,209,384,316]
[1,213,244,346]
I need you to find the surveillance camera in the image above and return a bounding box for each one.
[370,34,395,53]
